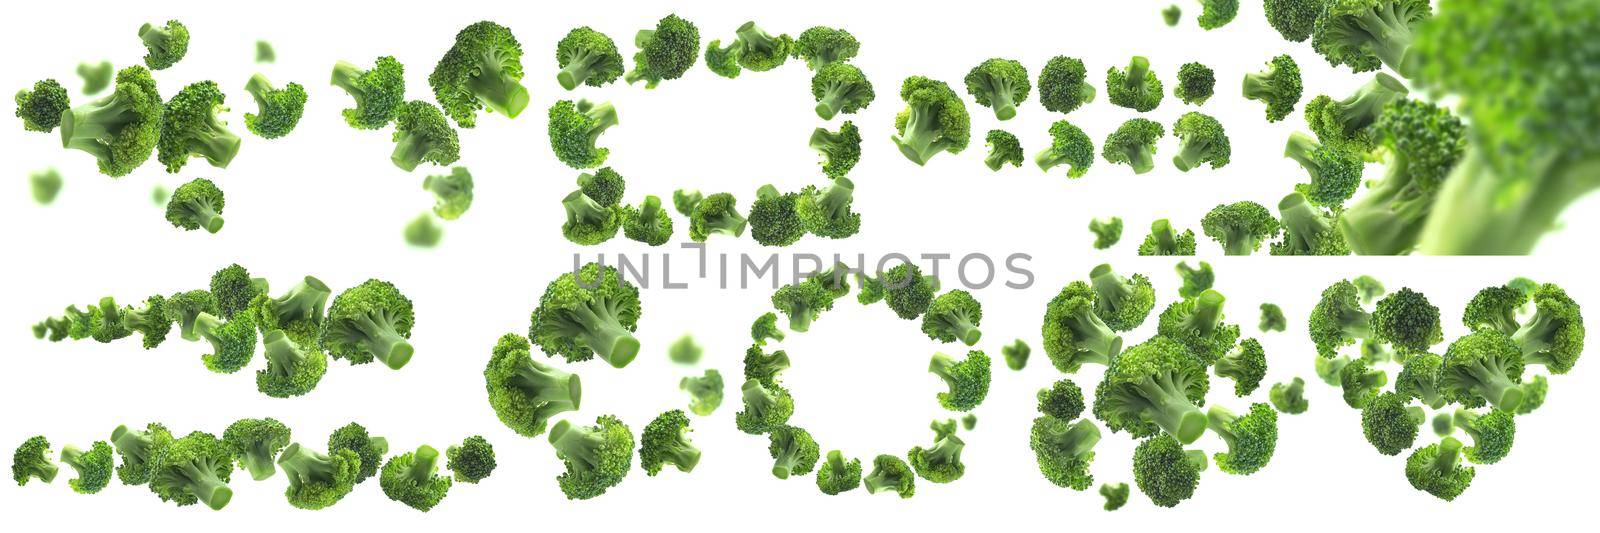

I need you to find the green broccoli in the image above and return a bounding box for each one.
[111,423,173,485]
[1462,285,1525,335]
[751,313,786,347]
[1394,352,1446,408]
[1042,281,1124,372]
[1039,378,1085,420]
[1089,264,1154,332]
[1090,217,1124,249]
[1272,192,1352,256]
[1453,408,1515,465]
[243,74,306,139]
[1372,288,1443,353]
[15,79,69,132]
[881,263,937,319]
[1202,201,1279,256]
[1003,339,1031,370]
[1309,279,1373,358]
[1315,355,1352,386]
[138,20,189,70]
[921,290,984,346]
[1312,0,1431,76]
[77,61,113,94]
[555,27,623,90]
[908,432,965,484]
[380,445,452,511]
[735,379,794,434]
[577,167,626,206]
[252,275,330,343]
[528,262,641,368]
[1433,412,1455,437]
[390,101,460,171]
[1303,73,1409,153]
[928,351,991,411]
[1106,56,1163,112]
[1030,416,1100,490]
[771,278,835,332]
[1172,112,1230,171]
[1140,220,1198,256]
[1038,55,1095,114]
[640,410,700,476]
[965,58,1030,121]
[672,189,703,217]
[767,425,819,479]
[165,178,226,234]
[1515,374,1547,416]
[1216,338,1267,396]
[331,56,406,130]
[29,168,62,205]
[192,312,257,374]
[891,76,970,165]
[1405,436,1474,501]
[1158,289,1242,365]
[1285,134,1364,209]
[797,178,860,239]
[1102,118,1165,174]
[258,330,327,398]
[794,26,859,70]
[222,418,291,481]
[809,121,861,179]
[1269,378,1309,414]
[681,369,724,416]
[1441,330,1525,411]
[1208,403,1278,474]
[407,216,445,250]
[1092,336,1209,443]
[561,190,622,245]
[1195,0,1239,29]
[12,436,57,486]
[704,39,741,79]
[743,345,791,387]
[421,167,474,220]
[816,450,861,495]
[327,422,388,485]
[445,436,495,484]
[984,130,1024,171]
[322,279,415,369]
[1265,0,1323,41]
[1361,391,1423,455]
[1260,303,1287,332]
[157,81,241,173]
[734,22,794,72]
[1132,434,1206,508]
[1354,275,1385,303]
[549,416,633,499]
[277,443,361,510]
[1340,358,1388,408]
[547,99,617,169]
[687,192,748,241]
[666,334,701,365]
[1242,55,1303,122]
[1513,283,1584,374]
[60,441,113,494]
[209,264,265,319]
[1174,62,1215,105]
[429,21,529,127]
[1101,481,1131,510]
[148,431,233,510]
[625,14,700,89]
[59,65,162,177]
[864,455,915,498]
[1036,120,1095,177]
[256,40,274,62]
[484,334,582,437]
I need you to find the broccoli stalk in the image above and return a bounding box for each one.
[1405,436,1474,501]
[59,66,162,177]
[1272,192,1351,256]
[928,351,992,412]
[1106,56,1163,112]
[1312,0,1431,76]
[148,432,234,510]
[639,410,700,475]
[390,101,460,171]
[964,58,1030,121]
[529,263,641,367]
[548,416,634,500]
[864,455,915,498]
[277,443,360,510]
[322,279,415,369]
[921,290,984,346]
[1029,417,1100,490]
[429,21,530,126]
[1094,337,1209,443]
[378,445,452,511]
[1241,55,1303,122]
[222,418,291,481]
[1285,133,1363,208]
[330,57,406,130]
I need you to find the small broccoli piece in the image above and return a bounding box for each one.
[1003,339,1031,370]
[1102,119,1165,175]
[1089,264,1154,332]
[277,443,361,510]
[429,21,529,127]
[864,455,915,498]
[808,123,862,180]
[1393,352,1445,409]
[390,101,460,171]
[908,431,965,484]
[1208,403,1278,474]
[1312,0,1431,76]
[743,345,791,387]
[931,418,959,441]
[251,275,328,345]
[1433,412,1455,437]
[1260,303,1286,332]
[1315,355,1351,386]
[123,295,173,349]
[1304,74,1410,154]
[15,79,69,132]
[687,192,748,241]
[881,263,936,319]
[138,20,189,70]
[528,262,641,367]
[928,351,991,411]
[1269,378,1309,414]
[794,26,859,70]
[921,290,984,346]
[1272,192,1352,256]
[639,410,700,476]
[1353,275,1385,303]
[965,58,1030,121]
[1441,330,1526,411]
[656,334,699,366]
[1265,0,1323,42]
[1405,436,1474,501]
[576,167,625,207]
[258,330,327,398]
[222,418,291,481]
[1106,57,1163,112]
[331,57,405,130]
[1462,285,1525,336]
[59,441,113,494]
[1507,278,1540,301]
[616,195,674,246]
[191,312,257,374]
[255,40,274,62]
[1216,338,1267,396]
[29,168,62,205]
[1030,416,1100,490]
[1141,220,1198,256]
[210,263,266,319]
[1038,378,1086,421]
[1515,375,1547,416]
[77,61,113,94]
[165,178,226,234]
[153,185,169,203]
[1172,112,1231,171]
[766,425,819,479]
[891,76,970,166]
[242,74,306,139]
[751,313,786,347]
[157,81,241,173]
[1101,481,1131,510]
[1309,280,1373,358]
[1241,55,1303,122]
[1043,281,1125,372]
[59,65,162,177]
[1454,408,1515,465]
[626,14,700,89]
[815,450,861,495]
[12,436,57,486]
[1340,358,1388,408]
[148,431,234,510]
[484,334,581,438]
[1036,120,1094,177]
[1093,336,1209,443]
[547,99,617,169]
[1132,434,1206,508]
[796,178,861,239]
[738,22,795,72]
[735,379,794,434]
[983,130,1023,171]
[553,30,624,92]
[672,189,702,217]
[1513,283,1584,374]
[1089,218,1124,250]
[379,445,451,511]
[1195,0,1240,29]
[328,422,388,485]
[681,369,724,416]
[1202,201,1279,256]
[771,278,835,333]
[441,436,496,485]
[1372,288,1443,353]
[419,167,473,221]
[1158,289,1242,365]
[1174,62,1215,106]
[1037,55,1095,114]
[111,423,173,486]
[1361,392,1423,455]
[1284,134,1364,209]
[404,211,440,245]
[323,279,415,369]
[549,416,633,500]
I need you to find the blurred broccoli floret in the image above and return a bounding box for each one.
[640,410,700,476]
[1140,220,1198,256]
[1272,192,1351,256]
[681,369,724,416]
[30,168,63,205]
[390,101,460,172]
[1269,378,1309,414]
[1174,62,1214,106]
[484,334,581,438]
[1260,303,1286,332]
[556,27,623,90]
[1090,218,1124,249]
[1030,416,1100,490]
[809,121,861,178]
[380,445,452,511]
[331,56,405,130]
[422,167,474,221]
[242,74,306,139]
[256,41,274,63]
[1003,339,1031,370]
[1106,57,1163,112]
[15,79,69,132]
[1103,118,1165,175]
[1036,120,1094,177]
[625,14,700,89]
[1207,403,1278,474]
[529,263,641,367]
[138,20,189,70]
[1101,481,1130,510]
[59,66,162,177]
[429,21,530,127]
[404,214,443,248]
[158,81,241,173]
[891,76,970,165]
[77,61,113,95]
[1038,55,1096,114]
[1132,434,1206,508]
[1303,74,1409,154]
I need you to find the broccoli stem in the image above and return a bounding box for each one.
[814,178,854,219]
[240,445,276,481]
[403,446,440,483]
[511,363,582,411]
[664,441,702,472]
[548,420,601,472]
[1123,144,1156,174]
[111,425,152,466]
[558,50,600,90]
[139,24,179,53]
[59,93,138,159]
[735,22,777,53]
[983,148,1012,171]
[1135,374,1207,444]
[1430,436,1464,472]
[1462,358,1524,411]
[262,331,308,377]
[1122,57,1151,93]
[1045,419,1101,457]
[277,444,328,487]
[1150,220,1180,251]
[272,276,332,324]
[178,460,233,510]
[191,120,242,167]
[986,79,1019,121]
[571,301,640,368]
[1338,158,1432,254]
[1067,307,1122,362]
[1241,71,1277,102]
[465,49,530,118]
[1512,312,1558,362]
[1034,149,1070,172]
[1416,137,1600,254]
[893,106,944,165]
[1174,139,1213,171]
[814,82,851,120]
[350,312,413,370]
[782,301,816,332]
[564,191,611,226]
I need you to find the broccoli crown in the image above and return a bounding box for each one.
[29,168,62,205]
[484,333,582,437]
[379,445,452,511]
[1132,434,1205,508]
[749,184,807,247]
[420,167,474,221]
[323,279,415,369]
[111,423,173,485]
[929,351,991,411]
[1003,339,1032,371]
[257,330,327,398]
[864,454,915,498]
[1454,408,1516,465]
[808,121,863,179]
[1242,55,1303,122]
[908,433,965,484]
[1089,264,1154,332]
[1393,351,1445,409]
[430,21,529,127]
[243,74,306,139]
[795,26,859,70]
[732,22,793,72]
[148,431,234,510]
[331,57,406,130]
[78,61,114,94]
[703,39,741,79]
[921,290,984,345]
[743,345,791,388]
[984,129,1024,171]
[16,79,69,132]
[1196,0,1240,29]
[688,192,748,241]
[85,296,131,343]
[771,277,836,334]
[882,263,936,319]
[138,20,189,70]
[621,195,674,246]
[192,312,257,374]
[680,369,725,416]
[892,76,970,165]
[1309,280,1373,357]
[561,190,622,246]
[529,262,641,367]
[1036,120,1095,177]
[965,58,1031,121]
[547,99,618,169]
[1157,289,1241,365]
[123,295,174,349]
[277,443,361,510]
[1038,378,1086,420]
[549,416,634,499]
[1441,329,1526,411]
[1285,134,1364,209]
[327,422,387,484]
[1174,62,1215,106]
[575,167,626,206]
[1202,201,1279,256]
[209,263,264,319]
[1043,281,1124,372]
[390,101,460,171]
[1405,436,1474,501]
[556,27,624,90]
[1172,112,1231,171]
[672,189,703,217]
[1265,0,1323,41]
[1260,303,1287,332]
[1340,358,1388,408]
[1269,378,1309,414]
[1361,392,1423,455]
[1093,336,1209,443]
[1313,0,1431,75]
[626,14,700,88]
[1141,220,1198,256]
[12,436,57,486]
[816,450,862,495]
[751,312,786,346]
[1208,403,1278,474]
[60,65,162,177]
[1090,217,1124,250]
[1272,192,1352,256]
[165,178,227,234]
[253,276,330,343]
[1372,288,1443,353]
[1463,285,1525,336]
[639,410,699,476]
[735,379,794,434]
[1030,416,1101,490]
[158,81,240,173]
[1102,118,1165,174]
[1101,481,1131,510]
[222,418,291,481]
[766,425,819,479]
[1036,55,1096,114]
[60,441,114,494]
[1305,74,1410,155]
[1216,338,1267,396]
[1513,283,1584,374]
[1106,56,1163,112]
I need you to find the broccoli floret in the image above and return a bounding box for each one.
[12,436,57,486]
[1037,379,1086,421]
[1513,283,1584,374]
[921,290,984,345]
[1393,352,1446,408]
[751,313,786,347]
[1269,378,1309,414]
[672,189,702,217]
[620,195,674,246]
[407,217,444,253]
[626,14,699,88]
[1260,303,1287,332]
[191,312,256,374]
[257,330,327,398]
[764,425,819,479]
[743,345,791,387]
[1036,120,1094,177]
[1106,57,1163,112]
[442,436,495,485]
[1101,481,1131,510]
[59,65,162,177]
[1216,338,1267,396]
[1102,118,1165,175]
[243,74,306,139]
[165,178,226,234]
[390,101,460,171]
[331,57,405,130]
[548,416,633,500]
[222,418,291,481]
[576,167,625,206]
[1003,339,1031,371]
[1093,336,1209,443]
[813,450,862,495]
[529,262,641,367]
[210,263,265,319]
[418,167,474,221]
[1038,56,1095,113]
[687,192,748,241]
[1441,330,1525,411]
[1353,275,1385,303]
[735,379,794,434]
[1462,285,1524,335]
[124,295,173,349]
[1174,62,1215,105]
[796,178,860,239]
[1312,0,1431,75]
[379,445,452,511]
[928,350,991,411]
[1433,412,1455,437]
[1241,55,1303,122]
[1090,218,1124,249]
[1507,278,1540,301]
[881,263,936,319]
[1132,434,1206,508]
[1272,192,1352,256]
[327,423,388,485]
[547,99,617,169]
[322,279,415,369]
[1340,358,1388,408]
[1195,0,1240,29]
[429,21,529,127]
[29,168,62,205]
[1141,220,1198,256]
[1453,408,1515,465]
[963,413,979,431]
[639,410,699,476]
[111,423,173,486]
[1315,355,1352,386]
[1309,280,1373,358]
[277,443,361,510]
[809,121,861,179]
[1405,436,1474,501]
[1361,391,1423,455]
[891,76,970,165]
[908,431,965,484]
[794,26,859,70]
[554,27,623,90]
[771,278,835,333]
[681,369,724,416]
[1043,281,1124,372]
[984,130,1023,171]
[78,61,113,94]
[1372,287,1443,353]
[254,40,274,63]
[157,81,241,173]
[1515,374,1547,416]
[1030,416,1100,490]
[964,58,1030,121]
[1265,0,1323,41]
[59,441,113,494]
[736,22,794,72]
[703,39,740,79]
[251,275,329,344]
[1304,73,1410,153]
[484,333,582,437]
[558,190,621,246]
[1208,403,1278,474]
[864,454,915,498]
[138,20,189,70]
[15,79,69,132]
[1202,201,1278,255]
[1158,289,1242,365]
[1285,133,1364,208]
[1089,264,1154,332]
[148,432,234,510]
[85,296,131,343]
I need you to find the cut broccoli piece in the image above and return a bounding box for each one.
[429,21,529,127]
[1036,120,1094,177]
[1003,339,1031,370]
[1312,0,1431,76]
[1315,355,1352,386]
[576,167,625,207]
[243,74,306,139]
[444,436,497,485]
[1092,336,1209,443]
[327,422,388,485]
[277,443,360,510]
[687,192,747,241]
[1030,416,1100,490]
[1361,391,1423,455]
[984,130,1023,171]
[111,423,173,486]
[138,20,189,70]
[555,27,623,90]
[1207,403,1278,474]
[796,178,860,239]
[1101,481,1131,510]
[258,330,327,398]
[1454,408,1515,465]
[322,279,415,369]
[210,263,265,319]
[529,263,641,367]
[743,345,791,387]
[404,214,443,248]
[921,290,984,345]
[1372,287,1443,353]
[379,445,452,511]
[1340,358,1388,408]
[1272,191,1352,256]
[1260,303,1286,332]
[222,418,291,481]
[1515,374,1547,416]
[1038,55,1095,114]
[1309,279,1373,357]
[864,454,915,498]
[192,312,257,374]
[625,14,700,89]
[795,26,859,70]
[1171,112,1230,171]
[1216,338,1267,396]
[751,313,786,346]
[908,431,965,484]
[1265,0,1323,41]
[809,121,862,179]
[255,41,274,63]
[735,379,794,434]
[1038,378,1086,421]
[29,168,62,205]
[124,294,173,349]
[1433,412,1455,437]
[620,195,673,246]
[733,22,794,72]
[767,425,819,479]
[1090,217,1124,249]
[965,58,1030,121]
[15,79,69,132]
[547,99,617,169]
[681,369,725,416]
[672,189,702,217]
[1354,275,1385,303]
[1242,55,1303,122]
[60,441,113,494]
[1102,118,1165,174]
[1140,220,1198,256]
[148,431,233,510]
[1269,378,1309,414]
[1405,436,1474,501]
[771,277,835,333]
[1043,281,1124,372]
[77,61,113,94]
[1284,133,1364,209]
[1132,434,1206,508]
[891,76,970,165]
[422,167,473,220]
[1394,352,1446,409]
[165,178,226,234]
[1106,57,1163,112]
[1196,0,1240,29]
[640,410,700,476]
[1513,283,1584,374]
[881,263,936,319]
[1089,264,1154,332]
[157,81,241,173]
[1304,73,1409,153]
[12,436,57,486]
[331,56,405,130]
[390,101,460,171]
[484,334,582,438]
[1157,289,1242,365]
[1462,285,1525,336]
[59,65,162,177]
[548,416,633,500]
[928,350,991,411]
[816,450,861,495]
[1175,62,1215,106]
[1441,330,1525,411]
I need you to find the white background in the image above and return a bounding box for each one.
[3,0,1595,530]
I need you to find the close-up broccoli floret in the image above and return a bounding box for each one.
[1089,264,1154,332]
[1157,289,1242,365]
[576,167,626,207]
[1513,283,1584,375]
[1315,355,1352,386]
[1042,281,1125,373]
[1037,55,1096,114]
[1303,73,1409,153]
[908,430,965,484]
[277,443,361,510]
[1394,351,1445,408]
[1036,120,1094,177]
[1216,338,1267,396]
[165,178,226,234]
[222,418,291,481]
[620,195,674,246]
[157,81,240,173]
[864,454,915,498]
[921,290,984,345]
[737,22,795,72]
[1340,358,1388,408]
[687,192,748,241]
[1102,118,1165,174]
[529,263,641,367]
[548,416,633,500]
[1093,336,1209,443]
[1361,391,1423,455]
[965,58,1030,121]
[421,167,474,221]
[1038,378,1085,421]
[1462,285,1525,336]
[1242,55,1303,122]
[1272,191,1352,256]
[379,445,452,511]
[1264,0,1322,41]
[1453,408,1515,465]
[1208,403,1278,475]
[1195,0,1240,29]
[1312,0,1431,76]
[148,431,234,510]
[816,450,862,495]
[1372,287,1443,353]
[1515,374,1547,416]
[29,168,63,205]
[735,379,794,434]
[331,56,405,130]
[429,21,529,127]
[928,350,991,411]
[743,345,791,387]
[547,99,617,169]
[1090,217,1123,249]
[1405,436,1474,501]
[771,277,836,333]
[111,423,173,486]
[681,369,724,416]
[794,26,859,70]
[1285,133,1364,208]
[1132,434,1206,508]
[485,334,582,438]
[192,311,257,374]
[555,27,624,90]
[1353,275,1385,303]
[767,425,819,479]
[326,422,387,485]
[881,263,936,320]
[1269,378,1309,414]
[322,279,415,369]
[639,410,700,476]
[983,129,1024,171]
[1174,62,1215,106]
[891,76,970,165]
[1030,416,1101,490]
[444,436,495,484]
[242,74,306,139]
[1171,112,1230,171]
[560,190,622,246]
[209,263,265,319]
[77,61,113,94]
[60,441,114,494]
[251,275,330,343]
[809,121,861,179]
[809,64,875,123]
[1309,279,1373,358]
[751,312,786,346]
[796,178,860,239]
[390,101,460,171]
[59,65,162,177]
[1260,303,1287,332]
[12,436,57,486]
[1106,56,1163,112]
[15,79,69,133]
[258,330,327,398]
[625,14,700,89]
[1441,329,1525,411]
[1140,220,1198,256]
[138,20,189,70]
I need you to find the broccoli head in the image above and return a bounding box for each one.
[1441,330,1525,411]
[1038,55,1096,113]
[767,425,819,479]
[59,65,162,177]
[1175,62,1215,106]
[735,379,794,434]
[1513,283,1584,374]
[743,345,791,387]
[1392,351,1445,409]
[222,418,291,481]
[1106,56,1163,112]
[327,422,387,485]
[881,263,936,319]
[15,79,69,132]
[1090,217,1124,250]
[322,279,415,369]
[192,312,257,374]
[625,14,700,89]
[1286,133,1364,209]
[1102,118,1165,175]
[331,57,405,130]
[1316,355,1352,386]
[1462,285,1525,336]
[1089,264,1154,332]
[640,410,700,476]
[1157,289,1242,365]
[379,445,452,511]
[1260,303,1287,332]
[148,431,233,510]
[687,192,748,241]
[547,99,618,169]
[1269,378,1309,414]
[165,178,226,234]
[122,295,173,349]
[555,27,623,90]
[984,129,1024,171]
[1309,279,1374,357]
[1265,0,1323,41]
[529,263,641,367]
[549,416,633,500]
[421,167,474,221]
[771,278,835,333]
[620,195,673,246]
[1038,378,1085,421]
[110,423,172,486]
[390,101,460,171]
[1171,112,1231,171]
[928,350,991,411]
[1405,436,1474,501]
[908,432,965,484]
[1312,0,1431,76]
[1515,374,1547,416]
[209,263,265,319]
[1303,73,1409,153]
[749,184,806,246]
[1242,55,1303,122]
[816,450,862,495]
[733,22,794,72]
[577,167,626,206]
[921,290,984,346]
[252,275,330,342]
[445,436,496,484]
[429,21,530,127]
[1340,358,1388,408]
[1140,220,1198,256]
[864,454,915,498]
[891,76,970,165]
[1202,201,1279,256]
[277,443,361,510]
[794,26,859,70]
[1030,416,1101,490]
[138,20,189,69]
[243,74,306,139]
[560,190,622,246]
[1043,281,1124,372]
[60,441,113,494]
[680,369,724,416]
[1208,403,1278,474]
[1372,287,1443,353]
[1216,338,1267,396]
[1196,0,1240,29]
[1361,391,1424,455]
[257,330,327,398]
[965,58,1030,121]
[672,189,702,217]
[12,436,57,486]
[484,333,582,437]
[809,121,862,179]
[1132,434,1206,508]
[1093,336,1209,443]
[157,81,241,173]
[751,312,786,346]
[1036,120,1095,177]
[1004,339,1031,371]
[1272,192,1352,256]
[78,61,114,94]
